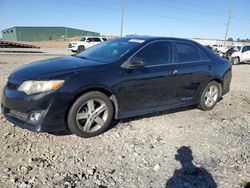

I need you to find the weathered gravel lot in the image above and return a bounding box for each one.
[0,53,249,188]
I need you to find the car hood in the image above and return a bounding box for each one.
[10,56,104,80]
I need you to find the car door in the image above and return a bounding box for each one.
[173,41,213,105]
[241,46,250,62]
[85,38,93,48]
[115,40,177,116]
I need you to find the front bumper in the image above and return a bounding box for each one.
[67,44,77,51]
[222,69,232,95]
[1,79,69,132]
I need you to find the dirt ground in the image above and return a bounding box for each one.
[0,52,249,188]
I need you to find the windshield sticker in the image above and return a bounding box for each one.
[129,39,145,43]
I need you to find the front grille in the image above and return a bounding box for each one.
[68,43,72,48]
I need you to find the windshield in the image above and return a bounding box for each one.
[76,38,145,63]
[80,37,86,41]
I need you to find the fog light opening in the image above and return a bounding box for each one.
[29,112,42,123]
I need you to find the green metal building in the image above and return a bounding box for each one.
[1,26,100,41]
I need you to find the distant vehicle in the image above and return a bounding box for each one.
[219,46,239,60]
[212,44,223,52]
[1,36,232,138]
[67,36,107,53]
[231,45,250,64]
[216,46,227,53]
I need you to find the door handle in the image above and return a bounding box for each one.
[169,69,178,75]
[172,69,178,74]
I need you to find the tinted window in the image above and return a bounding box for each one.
[242,46,250,52]
[133,41,172,66]
[175,42,209,63]
[102,38,107,41]
[92,37,101,42]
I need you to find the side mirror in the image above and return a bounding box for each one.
[129,57,145,68]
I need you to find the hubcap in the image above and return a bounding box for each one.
[204,85,218,107]
[76,99,108,133]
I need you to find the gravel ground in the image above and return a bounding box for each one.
[0,52,249,188]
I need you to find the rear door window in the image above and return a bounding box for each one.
[175,42,210,63]
[93,38,101,42]
[133,41,172,66]
[242,46,250,52]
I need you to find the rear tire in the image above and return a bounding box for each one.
[198,81,220,111]
[67,91,114,138]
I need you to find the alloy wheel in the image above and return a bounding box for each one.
[76,99,108,133]
[204,85,219,107]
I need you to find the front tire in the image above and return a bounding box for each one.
[232,57,240,65]
[67,91,114,138]
[198,81,220,111]
[77,45,85,53]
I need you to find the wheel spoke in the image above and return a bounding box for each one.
[84,118,93,132]
[208,87,213,95]
[211,90,218,97]
[76,112,89,120]
[207,99,212,105]
[94,104,107,115]
[205,92,210,98]
[75,98,110,133]
[94,116,105,126]
[205,98,209,105]
[87,100,95,112]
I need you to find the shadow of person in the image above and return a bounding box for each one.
[165,146,217,188]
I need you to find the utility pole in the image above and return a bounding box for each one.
[65,27,68,39]
[120,0,124,37]
[224,8,232,46]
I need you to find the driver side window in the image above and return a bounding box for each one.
[133,41,172,66]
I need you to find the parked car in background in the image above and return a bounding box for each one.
[67,36,107,53]
[1,36,232,138]
[212,44,223,52]
[219,46,239,60]
[231,45,250,64]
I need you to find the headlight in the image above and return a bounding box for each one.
[72,43,77,45]
[18,80,64,95]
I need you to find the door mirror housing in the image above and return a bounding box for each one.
[129,57,145,68]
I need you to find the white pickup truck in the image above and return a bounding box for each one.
[231,45,250,64]
[67,36,107,53]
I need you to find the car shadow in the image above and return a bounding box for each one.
[165,146,217,188]
[232,62,250,66]
[49,98,224,137]
[48,129,73,136]
[112,95,224,129]
[108,104,198,131]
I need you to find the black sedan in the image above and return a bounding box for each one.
[1,36,232,138]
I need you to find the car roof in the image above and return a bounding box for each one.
[123,35,196,43]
